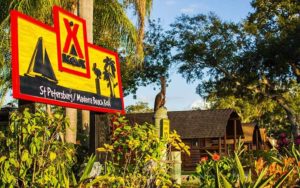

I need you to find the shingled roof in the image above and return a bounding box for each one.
[126,109,243,139]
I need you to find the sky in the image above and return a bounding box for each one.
[124,0,253,111]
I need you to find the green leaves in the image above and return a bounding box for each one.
[49,152,56,161]
[234,152,245,184]
[79,155,96,183]
[91,114,189,187]
[0,156,7,163]
[21,150,29,162]
[197,147,299,188]
[0,109,75,186]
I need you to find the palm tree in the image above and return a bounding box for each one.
[124,0,153,63]
[103,57,117,98]
[93,0,153,65]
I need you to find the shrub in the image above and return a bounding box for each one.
[89,114,190,187]
[0,109,76,187]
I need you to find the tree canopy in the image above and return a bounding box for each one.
[167,0,300,134]
[125,101,153,113]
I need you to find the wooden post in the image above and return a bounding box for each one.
[170,151,181,185]
[218,137,221,154]
[89,111,96,154]
[89,112,106,154]
[154,108,168,138]
[18,100,35,113]
[255,129,259,150]
[224,134,227,155]
[233,120,237,151]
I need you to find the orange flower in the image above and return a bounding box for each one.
[298,161,300,167]
[284,157,295,167]
[200,156,208,163]
[268,162,277,175]
[212,153,220,161]
[255,157,264,173]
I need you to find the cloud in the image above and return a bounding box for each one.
[180,3,209,14]
[180,7,195,14]
[189,99,207,110]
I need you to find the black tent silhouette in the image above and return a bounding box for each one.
[26,37,58,83]
[69,44,78,56]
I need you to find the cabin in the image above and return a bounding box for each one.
[126,109,243,170]
[238,123,267,150]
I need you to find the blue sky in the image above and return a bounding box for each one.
[124,0,253,111]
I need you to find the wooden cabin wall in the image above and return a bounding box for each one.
[181,137,226,171]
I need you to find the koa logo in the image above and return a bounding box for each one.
[54,6,90,78]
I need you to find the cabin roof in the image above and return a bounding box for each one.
[126,109,243,139]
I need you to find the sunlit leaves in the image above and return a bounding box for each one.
[0,108,75,186]
[93,114,190,187]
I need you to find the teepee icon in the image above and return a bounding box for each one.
[26,37,58,83]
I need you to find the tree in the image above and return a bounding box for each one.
[125,101,153,113]
[122,0,153,63]
[121,19,173,97]
[245,0,300,82]
[168,0,299,135]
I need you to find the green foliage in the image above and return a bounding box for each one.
[125,101,153,113]
[208,95,286,128]
[167,0,300,133]
[121,19,173,97]
[0,108,76,187]
[90,114,189,187]
[93,0,137,59]
[195,154,237,187]
[194,146,300,187]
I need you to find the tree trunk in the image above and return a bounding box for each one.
[65,2,79,144]
[274,96,300,137]
[65,108,78,144]
[79,0,93,146]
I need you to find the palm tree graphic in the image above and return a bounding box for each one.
[103,57,118,98]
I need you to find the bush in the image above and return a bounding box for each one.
[0,109,76,187]
[88,114,190,187]
[0,110,190,187]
